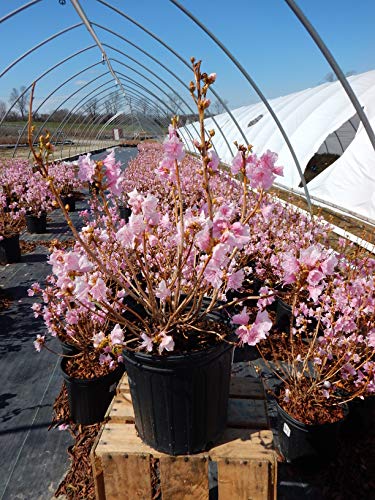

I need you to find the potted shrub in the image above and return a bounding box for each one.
[30,275,125,425]
[0,193,24,265]
[49,161,83,212]
[28,60,283,455]
[252,241,375,463]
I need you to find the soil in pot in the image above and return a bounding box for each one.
[25,213,47,234]
[276,384,348,463]
[61,351,124,425]
[0,233,21,264]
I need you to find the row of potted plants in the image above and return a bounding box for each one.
[0,158,84,264]
[30,59,374,461]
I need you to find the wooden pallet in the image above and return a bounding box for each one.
[91,373,277,500]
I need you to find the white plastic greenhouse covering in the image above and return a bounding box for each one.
[180,70,375,221]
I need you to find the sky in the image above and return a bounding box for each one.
[0,0,374,117]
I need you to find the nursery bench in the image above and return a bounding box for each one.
[91,372,277,500]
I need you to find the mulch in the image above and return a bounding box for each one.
[20,238,75,254]
[51,384,99,500]
[0,288,12,310]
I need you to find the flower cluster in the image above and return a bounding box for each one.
[48,161,83,196]
[29,59,375,422]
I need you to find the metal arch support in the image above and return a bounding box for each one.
[80,94,163,156]
[93,22,232,156]
[0,45,96,127]
[70,0,129,103]
[62,83,168,155]
[0,23,83,79]
[0,0,42,24]
[285,0,375,154]
[64,80,170,146]
[112,70,199,150]
[92,24,212,148]
[82,81,181,152]
[108,57,204,154]
[31,61,103,123]
[11,60,102,158]
[103,44,216,155]
[95,2,237,156]
[21,72,109,158]
[169,0,312,212]
[51,79,122,153]
[83,89,168,151]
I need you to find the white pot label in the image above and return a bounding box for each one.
[283,422,291,437]
[109,383,117,393]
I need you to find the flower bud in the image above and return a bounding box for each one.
[201,98,211,110]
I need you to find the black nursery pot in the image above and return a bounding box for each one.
[61,359,125,425]
[123,340,234,455]
[59,339,80,357]
[275,297,293,332]
[118,206,131,222]
[276,401,347,463]
[0,234,21,265]
[25,213,47,234]
[60,195,76,212]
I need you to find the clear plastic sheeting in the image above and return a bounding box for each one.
[181,70,375,220]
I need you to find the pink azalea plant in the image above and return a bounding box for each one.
[29,59,374,424]
[48,160,83,197]
[31,59,283,365]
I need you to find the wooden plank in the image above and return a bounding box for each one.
[209,428,274,460]
[96,423,166,458]
[229,377,265,399]
[217,458,273,500]
[228,398,268,429]
[159,456,209,500]
[107,393,135,423]
[101,453,152,499]
[90,425,106,500]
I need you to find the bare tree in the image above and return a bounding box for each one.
[211,99,229,115]
[323,70,357,83]
[9,86,30,120]
[0,100,6,119]
[167,93,183,115]
[83,98,99,119]
[104,93,121,115]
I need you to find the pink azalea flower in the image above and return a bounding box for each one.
[90,277,108,302]
[155,280,171,301]
[163,135,185,161]
[158,333,175,354]
[321,254,338,275]
[140,333,153,352]
[99,353,112,365]
[78,154,95,182]
[231,152,243,175]
[299,245,322,268]
[208,151,220,172]
[281,253,299,284]
[307,269,325,287]
[92,331,105,348]
[110,324,124,345]
[368,330,375,348]
[232,307,249,325]
[33,334,45,352]
[227,269,244,291]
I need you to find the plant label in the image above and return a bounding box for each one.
[283,422,291,437]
